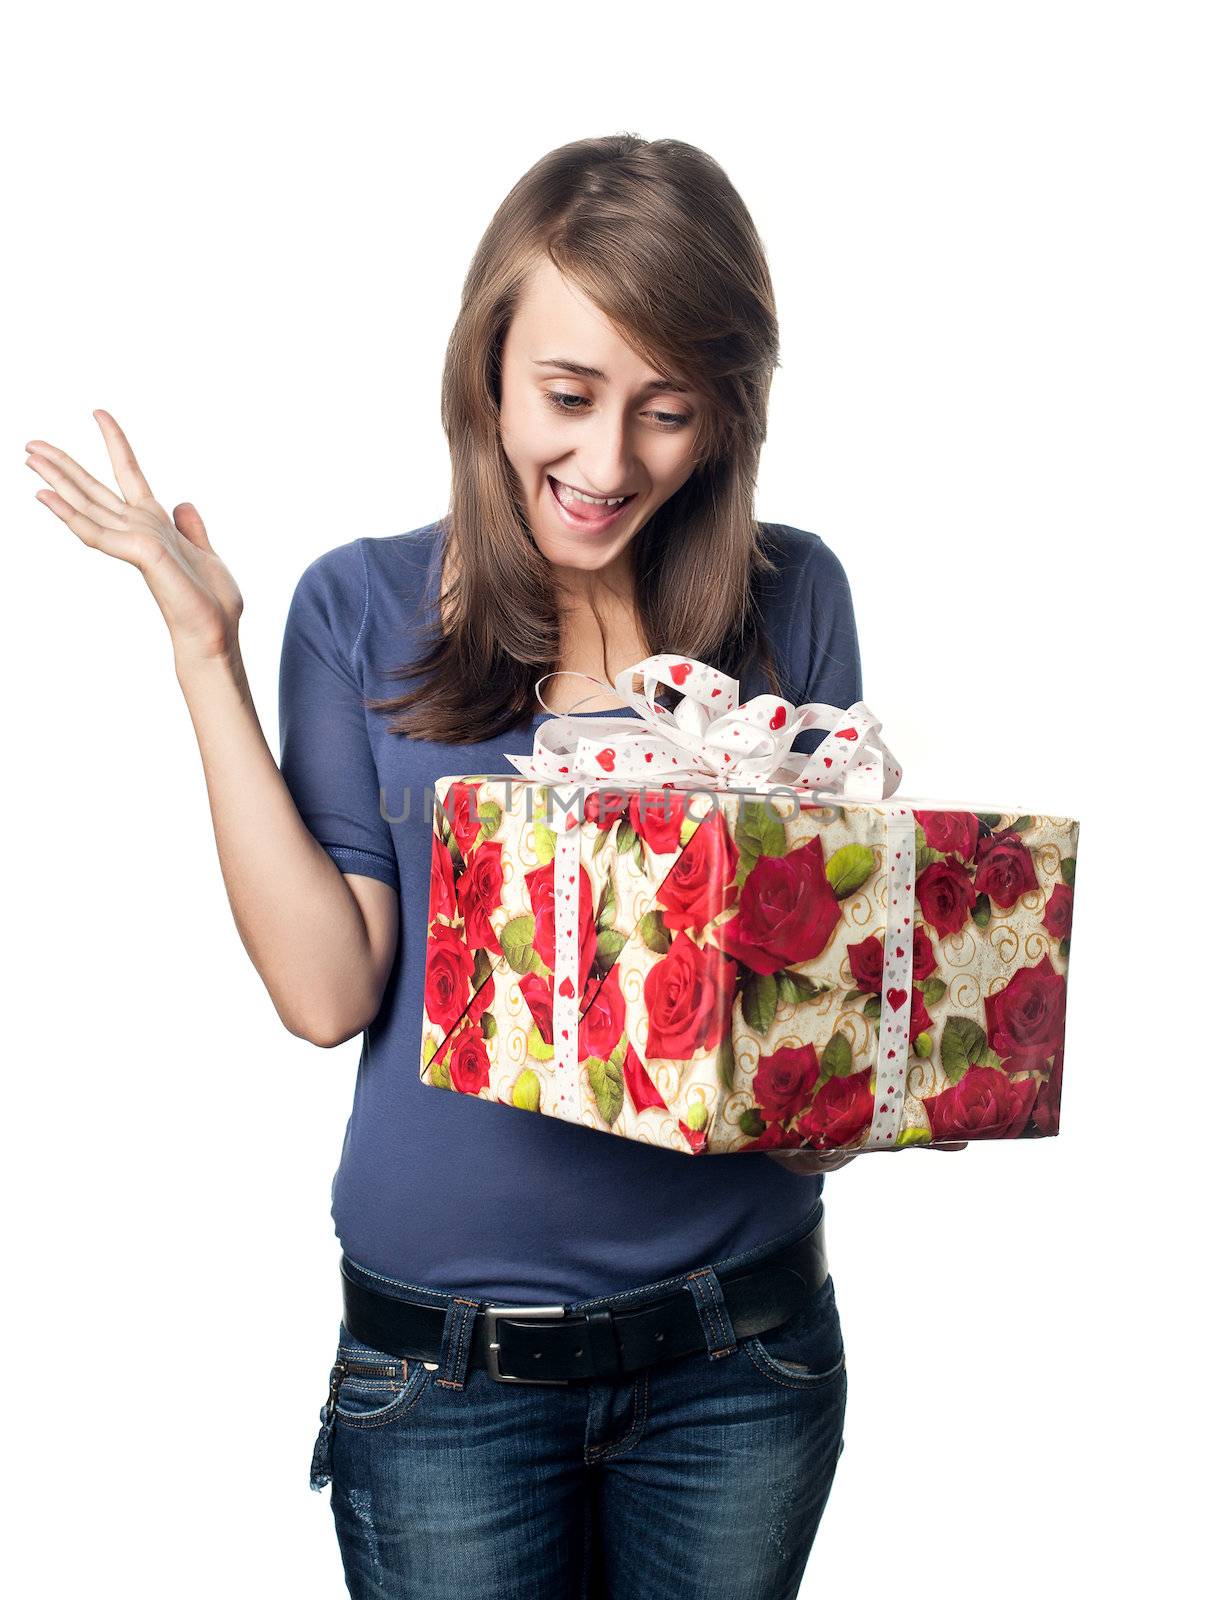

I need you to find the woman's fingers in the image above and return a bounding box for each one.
[23,436,128,516]
[25,451,129,528]
[172,501,213,553]
[765,1147,857,1174]
[92,409,156,505]
[33,485,158,568]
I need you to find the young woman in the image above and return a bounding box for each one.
[25,133,961,1599]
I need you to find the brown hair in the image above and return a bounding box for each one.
[370,132,786,745]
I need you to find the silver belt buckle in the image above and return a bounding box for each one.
[484,1303,570,1385]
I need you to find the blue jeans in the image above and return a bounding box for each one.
[310,1203,846,1599]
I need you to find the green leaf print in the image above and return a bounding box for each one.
[596,870,617,928]
[825,843,875,899]
[896,1126,931,1148]
[512,1069,541,1111]
[819,1031,853,1081]
[940,1015,987,1083]
[776,970,830,1005]
[596,928,627,968]
[429,1055,452,1090]
[477,799,503,837]
[717,1031,735,1092]
[741,971,779,1035]
[527,1023,554,1062]
[638,909,672,954]
[587,1055,625,1125]
[501,915,542,975]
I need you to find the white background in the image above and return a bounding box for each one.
[3,3,1206,1595]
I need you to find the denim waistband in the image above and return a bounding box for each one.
[340,1197,826,1319]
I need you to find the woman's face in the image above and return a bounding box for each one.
[498,256,706,591]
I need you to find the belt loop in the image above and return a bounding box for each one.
[436,1295,481,1390]
[684,1265,739,1359]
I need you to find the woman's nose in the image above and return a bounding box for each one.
[574,415,635,495]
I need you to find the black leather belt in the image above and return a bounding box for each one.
[340,1215,829,1386]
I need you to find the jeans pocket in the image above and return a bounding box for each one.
[310,1321,434,1491]
[742,1273,847,1390]
[329,1320,432,1424]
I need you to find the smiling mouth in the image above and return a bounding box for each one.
[547,475,637,529]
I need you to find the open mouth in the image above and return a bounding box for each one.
[547,475,637,531]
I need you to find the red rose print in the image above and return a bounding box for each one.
[467,973,495,1026]
[584,789,629,830]
[1043,883,1073,940]
[744,1118,805,1151]
[912,926,938,981]
[643,933,736,1060]
[430,835,457,923]
[655,810,739,935]
[454,841,504,954]
[580,964,626,1060]
[793,1068,874,1150]
[909,985,933,1042]
[847,925,937,993]
[443,781,485,856]
[846,933,885,994]
[525,859,597,994]
[629,789,687,855]
[448,1025,491,1095]
[916,858,978,937]
[973,828,1040,909]
[623,1041,668,1113]
[717,834,841,976]
[678,1118,709,1153]
[915,810,980,862]
[519,972,553,1044]
[984,953,1067,1071]
[921,1064,1038,1141]
[1031,1046,1063,1136]
[754,1041,820,1122]
[423,922,477,1033]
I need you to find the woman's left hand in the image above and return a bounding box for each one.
[764,1148,861,1175]
[765,1138,968,1174]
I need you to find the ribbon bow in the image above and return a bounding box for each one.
[504,653,902,800]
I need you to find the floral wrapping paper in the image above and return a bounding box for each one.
[420,776,1077,1156]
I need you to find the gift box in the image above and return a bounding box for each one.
[420,656,1077,1155]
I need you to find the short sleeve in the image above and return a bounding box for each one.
[278,540,400,890]
[787,535,864,758]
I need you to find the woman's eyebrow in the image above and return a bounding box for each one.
[531,358,691,394]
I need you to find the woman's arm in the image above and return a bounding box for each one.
[26,410,396,1046]
[175,649,397,1044]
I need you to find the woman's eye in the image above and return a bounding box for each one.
[542,391,691,430]
[545,390,591,413]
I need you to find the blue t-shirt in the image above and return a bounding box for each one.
[278,518,863,1303]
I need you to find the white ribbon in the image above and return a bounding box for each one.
[511,654,917,1152]
[502,652,903,799]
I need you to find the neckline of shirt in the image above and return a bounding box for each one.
[531,704,643,722]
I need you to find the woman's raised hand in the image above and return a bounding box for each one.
[25,410,243,670]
